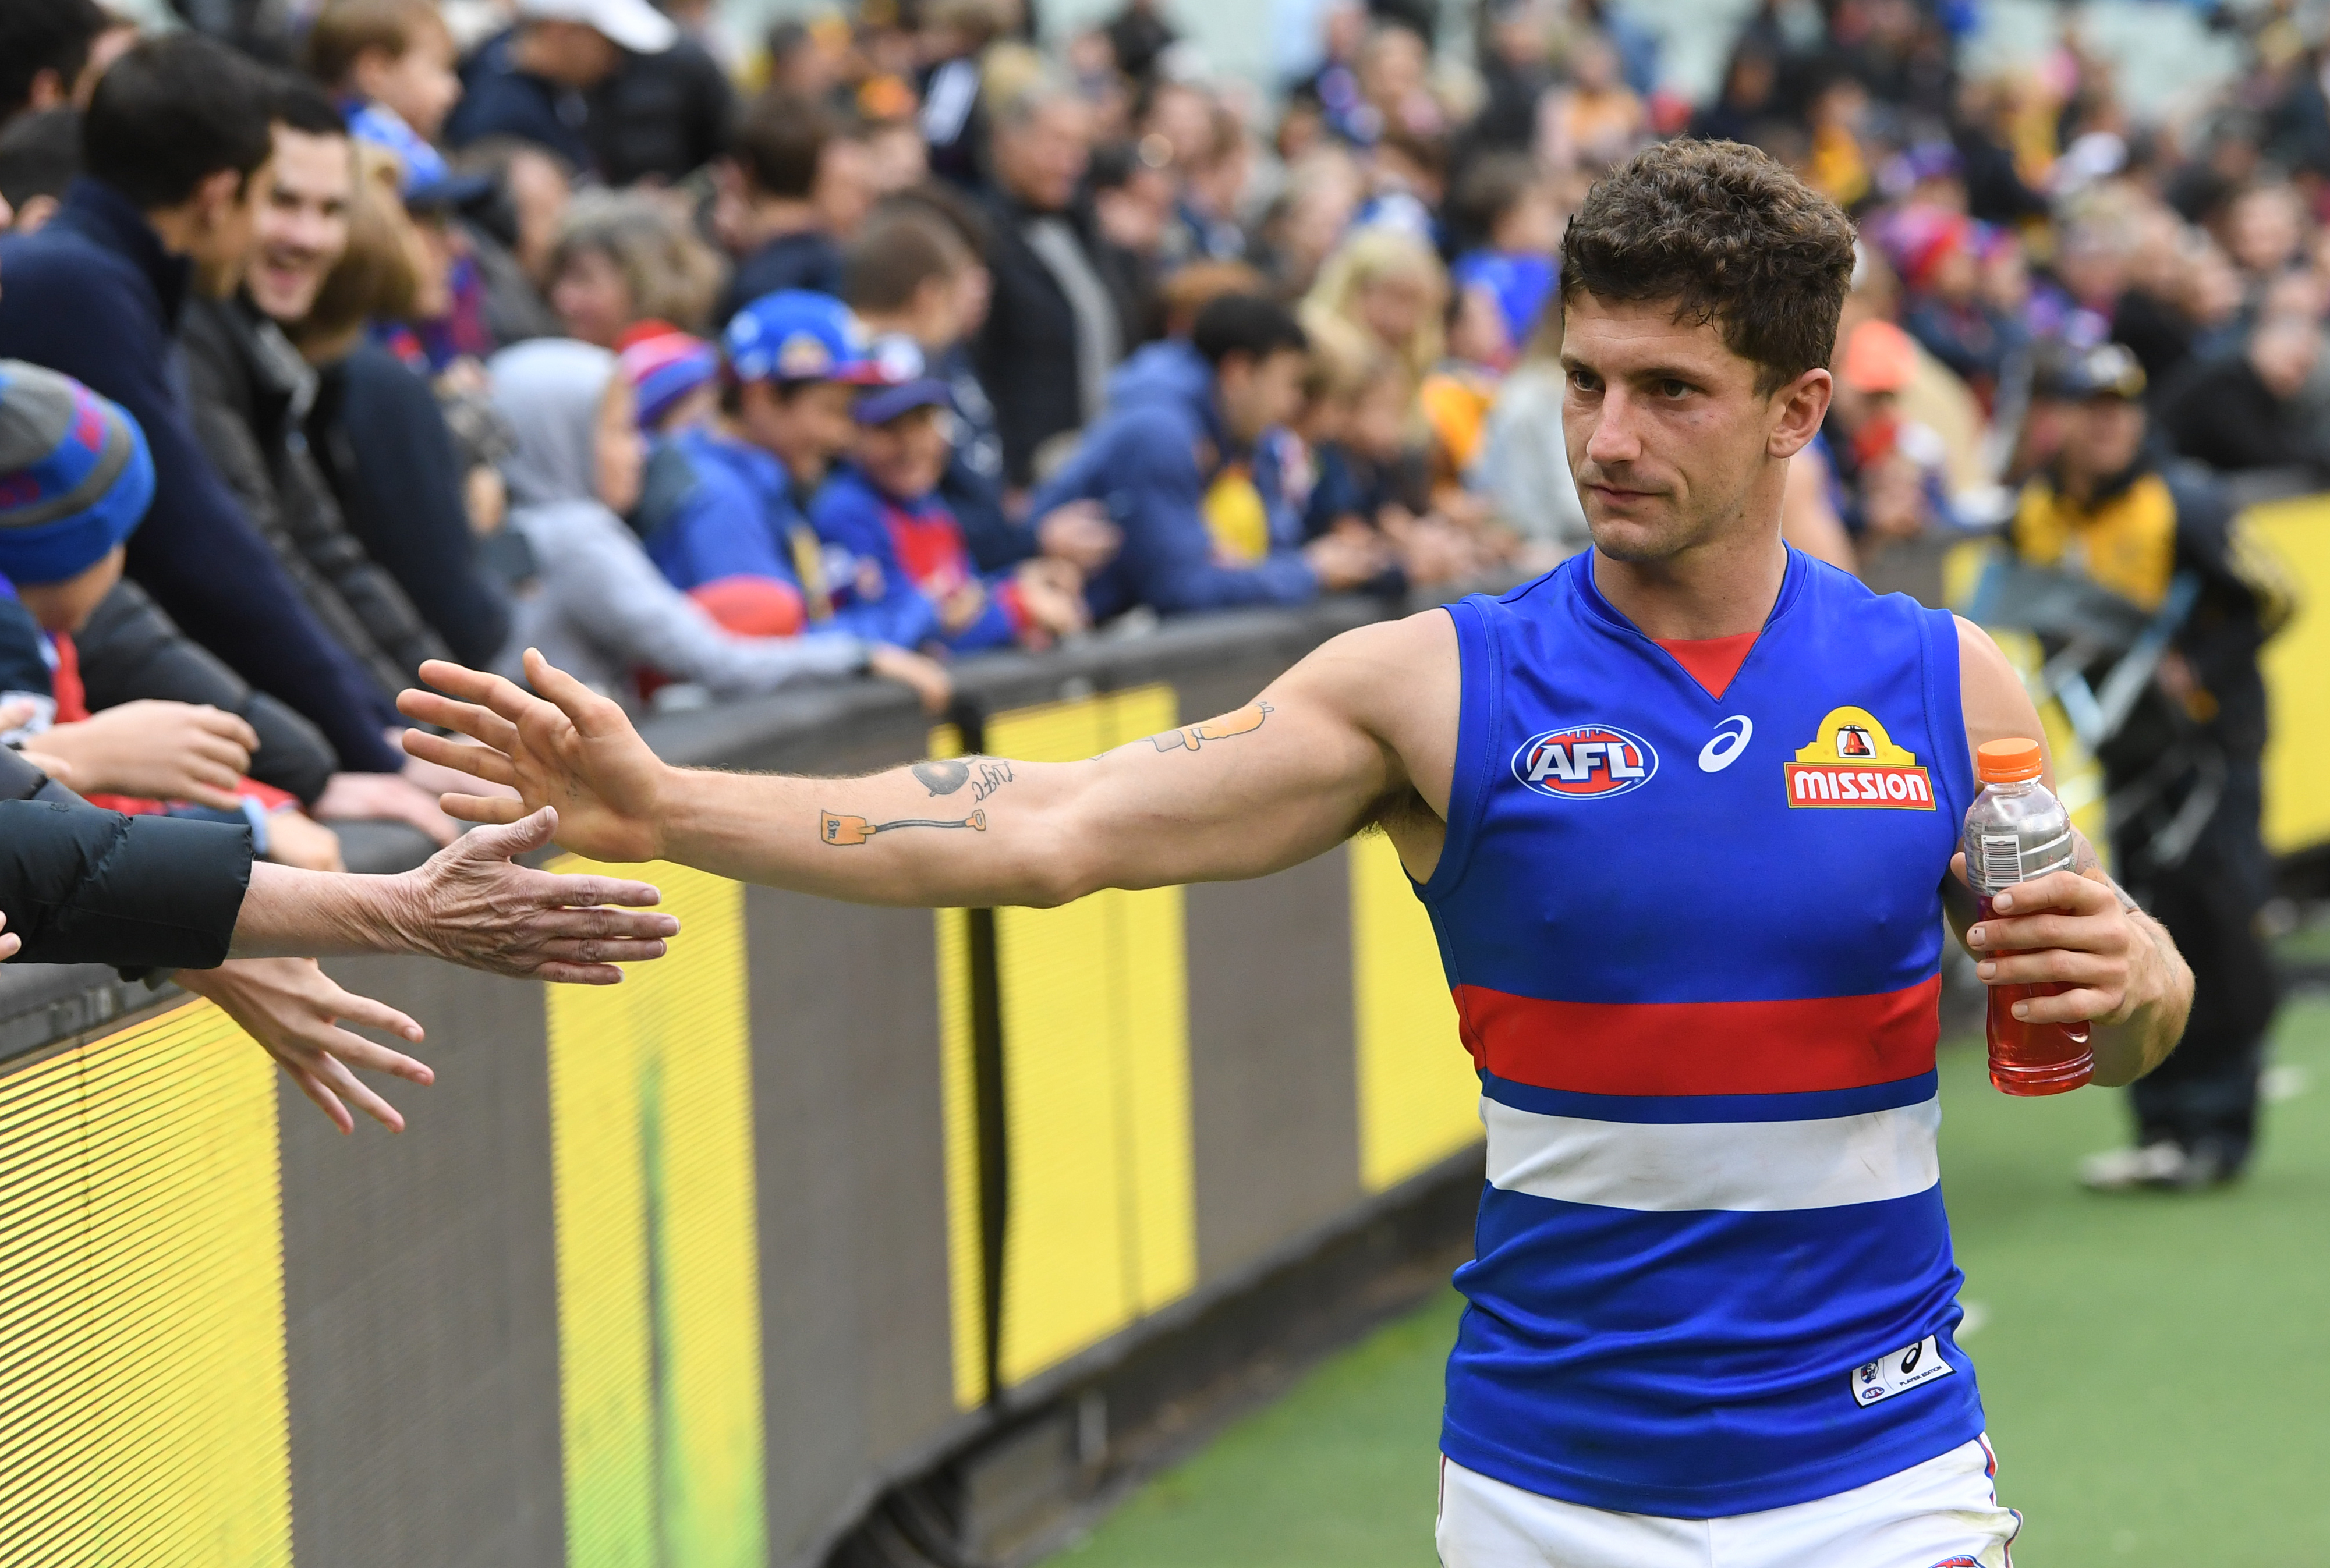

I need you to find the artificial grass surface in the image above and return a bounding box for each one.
[1056,996,2330,1567]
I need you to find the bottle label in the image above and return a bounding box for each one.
[1975,826,2071,890]
[1977,831,2023,888]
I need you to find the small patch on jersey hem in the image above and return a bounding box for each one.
[1851,1335,1954,1407]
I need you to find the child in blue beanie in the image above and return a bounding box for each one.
[0,360,338,865]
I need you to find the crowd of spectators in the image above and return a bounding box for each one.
[0,0,2316,1172]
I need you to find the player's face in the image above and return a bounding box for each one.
[1561,293,1828,564]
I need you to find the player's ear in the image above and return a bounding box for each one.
[1767,367,1832,460]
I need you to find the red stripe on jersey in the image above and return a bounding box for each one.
[1453,976,1942,1096]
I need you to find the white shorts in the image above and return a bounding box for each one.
[1436,1435,2020,1568]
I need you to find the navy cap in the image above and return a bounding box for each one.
[852,334,954,425]
[0,361,154,586]
[722,290,869,385]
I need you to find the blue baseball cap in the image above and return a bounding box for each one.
[852,334,955,425]
[722,290,870,385]
[0,360,154,586]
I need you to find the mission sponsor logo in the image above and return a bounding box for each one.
[1513,725,1658,799]
[1785,705,1936,810]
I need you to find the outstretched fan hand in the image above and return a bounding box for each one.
[398,652,671,864]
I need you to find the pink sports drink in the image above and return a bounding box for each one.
[1963,737,2092,1095]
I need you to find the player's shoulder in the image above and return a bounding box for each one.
[1949,612,2021,694]
[1293,608,1461,714]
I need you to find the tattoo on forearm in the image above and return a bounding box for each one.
[822,808,987,845]
[2071,830,2143,913]
[1150,701,1273,753]
[913,756,1015,800]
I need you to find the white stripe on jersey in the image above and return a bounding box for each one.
[1482,1094,1942,1212]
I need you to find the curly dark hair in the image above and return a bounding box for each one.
[1559,140,1858,393]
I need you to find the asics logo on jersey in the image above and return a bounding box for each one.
[1513,725,1658,799]
[1698,715,1753,772]
[1784,705,1936,811]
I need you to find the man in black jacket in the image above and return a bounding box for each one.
[972,70,1142,488]
[0,34,410,775]
[586,20,733,186]
[180,79,452,705]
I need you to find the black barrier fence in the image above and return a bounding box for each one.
[0,599,1493,1568]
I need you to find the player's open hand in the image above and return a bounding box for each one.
[398,652,670,864]
[386,804,679,982]
[1952,855,2139,1026]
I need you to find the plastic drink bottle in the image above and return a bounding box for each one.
[1962,737,2093,1095]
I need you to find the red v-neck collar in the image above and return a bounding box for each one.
[1652,630,1759,701]
[1574,545,1801,703]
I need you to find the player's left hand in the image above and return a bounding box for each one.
[1951,856,2138,1026]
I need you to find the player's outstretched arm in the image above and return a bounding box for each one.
[1949,618,2194,1087]
[398,616,1457,909]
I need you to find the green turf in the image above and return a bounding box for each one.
[1055,996,2330,1567]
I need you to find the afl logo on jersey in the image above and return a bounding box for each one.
[1513,725,1658,799]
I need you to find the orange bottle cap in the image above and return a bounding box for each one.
[1977,737,2044,783]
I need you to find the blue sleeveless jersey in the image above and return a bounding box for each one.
[1424,548,1985,1518]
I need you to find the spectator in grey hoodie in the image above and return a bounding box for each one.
[487,339,951,711]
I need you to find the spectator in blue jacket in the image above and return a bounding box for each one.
[842,201,1122,582]
[637,290,908,648]
[1027,292,1385,620]
[0,34,409,775]
[811,336,1091,655]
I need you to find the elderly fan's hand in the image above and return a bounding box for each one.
[384,800,678,981]
[399,654,675,864]
[178,957,433,1134]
